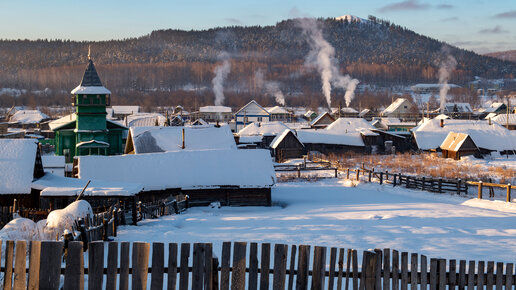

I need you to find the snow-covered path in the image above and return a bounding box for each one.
[116,179,516,262]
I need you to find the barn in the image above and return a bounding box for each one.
[0,139,44,208]
[440,132,480,160]
[269,129,305,162]
[76,149,276,206]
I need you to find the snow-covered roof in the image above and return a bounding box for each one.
[381,98,411,116]
[411,83,461,90]
[340,107,359,113]
[492,114,516,126]
[238,135,263,143]
[76,140,110,148]
[435,114,450,120]
[443,103,473,113]
[112,106,140,115]
[266,106,289,114]
[41,155,65,168]
[412,119,516,151]
[78,149,276,191]
[127,125,236,154]
[440,132,476,152]
[125,113,167,127]
[0,139,38,194]
[483,102,505,113]
[32,173,142,197]
[71,85,111,95]
[310,112,334,126]
[199,106,232,113]
[359,109,371,117]
[270,129,303,149]
[48,113,126,131]
[238,121,290,137]
[326,118,378,136]
[10,110,49,124]
[304,110,316,118]
[235,100,269,116]
[296,129,364,147]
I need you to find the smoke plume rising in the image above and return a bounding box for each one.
[212,53,231,106]
[297,18,359,108]
[254,69,286,106]
[437,47,457,112]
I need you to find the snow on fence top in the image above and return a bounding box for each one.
[326,118,378,136]
[32,173,142,196]
[296,129,365,147]
[238,121,291,137]
[0,139,38,194]
[78,149,276,191]
[413,119,516,151]
[127,125,236,154]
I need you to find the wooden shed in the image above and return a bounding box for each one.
[310,112,335,129]
[270,129,305,162]
[440,132,480,160]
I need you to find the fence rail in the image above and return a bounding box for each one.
[310,156,514,203]
[0,240,513,290]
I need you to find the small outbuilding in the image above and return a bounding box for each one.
[440,132,480,160]
[269,129,305,162]
[310,112,335,129]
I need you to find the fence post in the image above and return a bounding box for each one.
[368,170,372,182]
[438,178,443,193]
[507,184,511,202]
[422,177,426,191]
[132,197,138,226]
[361,251,378,290]
[393,174,397,187]
[478,181,483,199]
[457,179,461,195]
[356,169,360,181]
[379,172,383,185]
[347,169,350,179]
[78,218,89,251]
[297,167,301,178]
[335,168,338,178]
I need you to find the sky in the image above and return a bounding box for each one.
[0,0,515,54]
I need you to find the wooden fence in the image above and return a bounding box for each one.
[274,159,338,178]
[0,240,514,290]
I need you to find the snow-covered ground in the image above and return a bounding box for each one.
[116,179,516,263]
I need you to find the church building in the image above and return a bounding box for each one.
[51,55,126,161]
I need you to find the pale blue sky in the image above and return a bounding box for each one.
[0,0,515,53]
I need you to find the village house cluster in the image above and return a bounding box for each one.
[1,57,516,211]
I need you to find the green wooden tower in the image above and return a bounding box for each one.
[52,56,126,162]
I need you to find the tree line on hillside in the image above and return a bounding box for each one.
[0,17,514,109]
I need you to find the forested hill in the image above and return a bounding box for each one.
[0,17,514,108]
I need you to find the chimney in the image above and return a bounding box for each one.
[440,119,444,128]
[488,117,492,125]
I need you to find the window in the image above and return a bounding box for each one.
[257,117,263,122]
[244,117,249,123]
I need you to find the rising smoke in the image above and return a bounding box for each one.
[212,53,231,106]
[254,69,286,106]
[437,46,457,112]
[297,18,359,108]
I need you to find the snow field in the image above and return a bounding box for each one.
[115,179,516,264]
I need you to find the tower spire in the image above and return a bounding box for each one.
[88,45,91,60]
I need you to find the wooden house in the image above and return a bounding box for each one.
[196,106,233,123]
[359,109,375,121]
[234,100,270,132]
[269,129,305,162]
[296,130,365,154]
[0,139,44,207]
[310,112,335,129]
[237,121,291,148]
[111,106,140,120]
[440,132,480,160]
[266,106,293,122]
[492,114,516,130]
[76,149,275,206]
[381,98,415,118]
